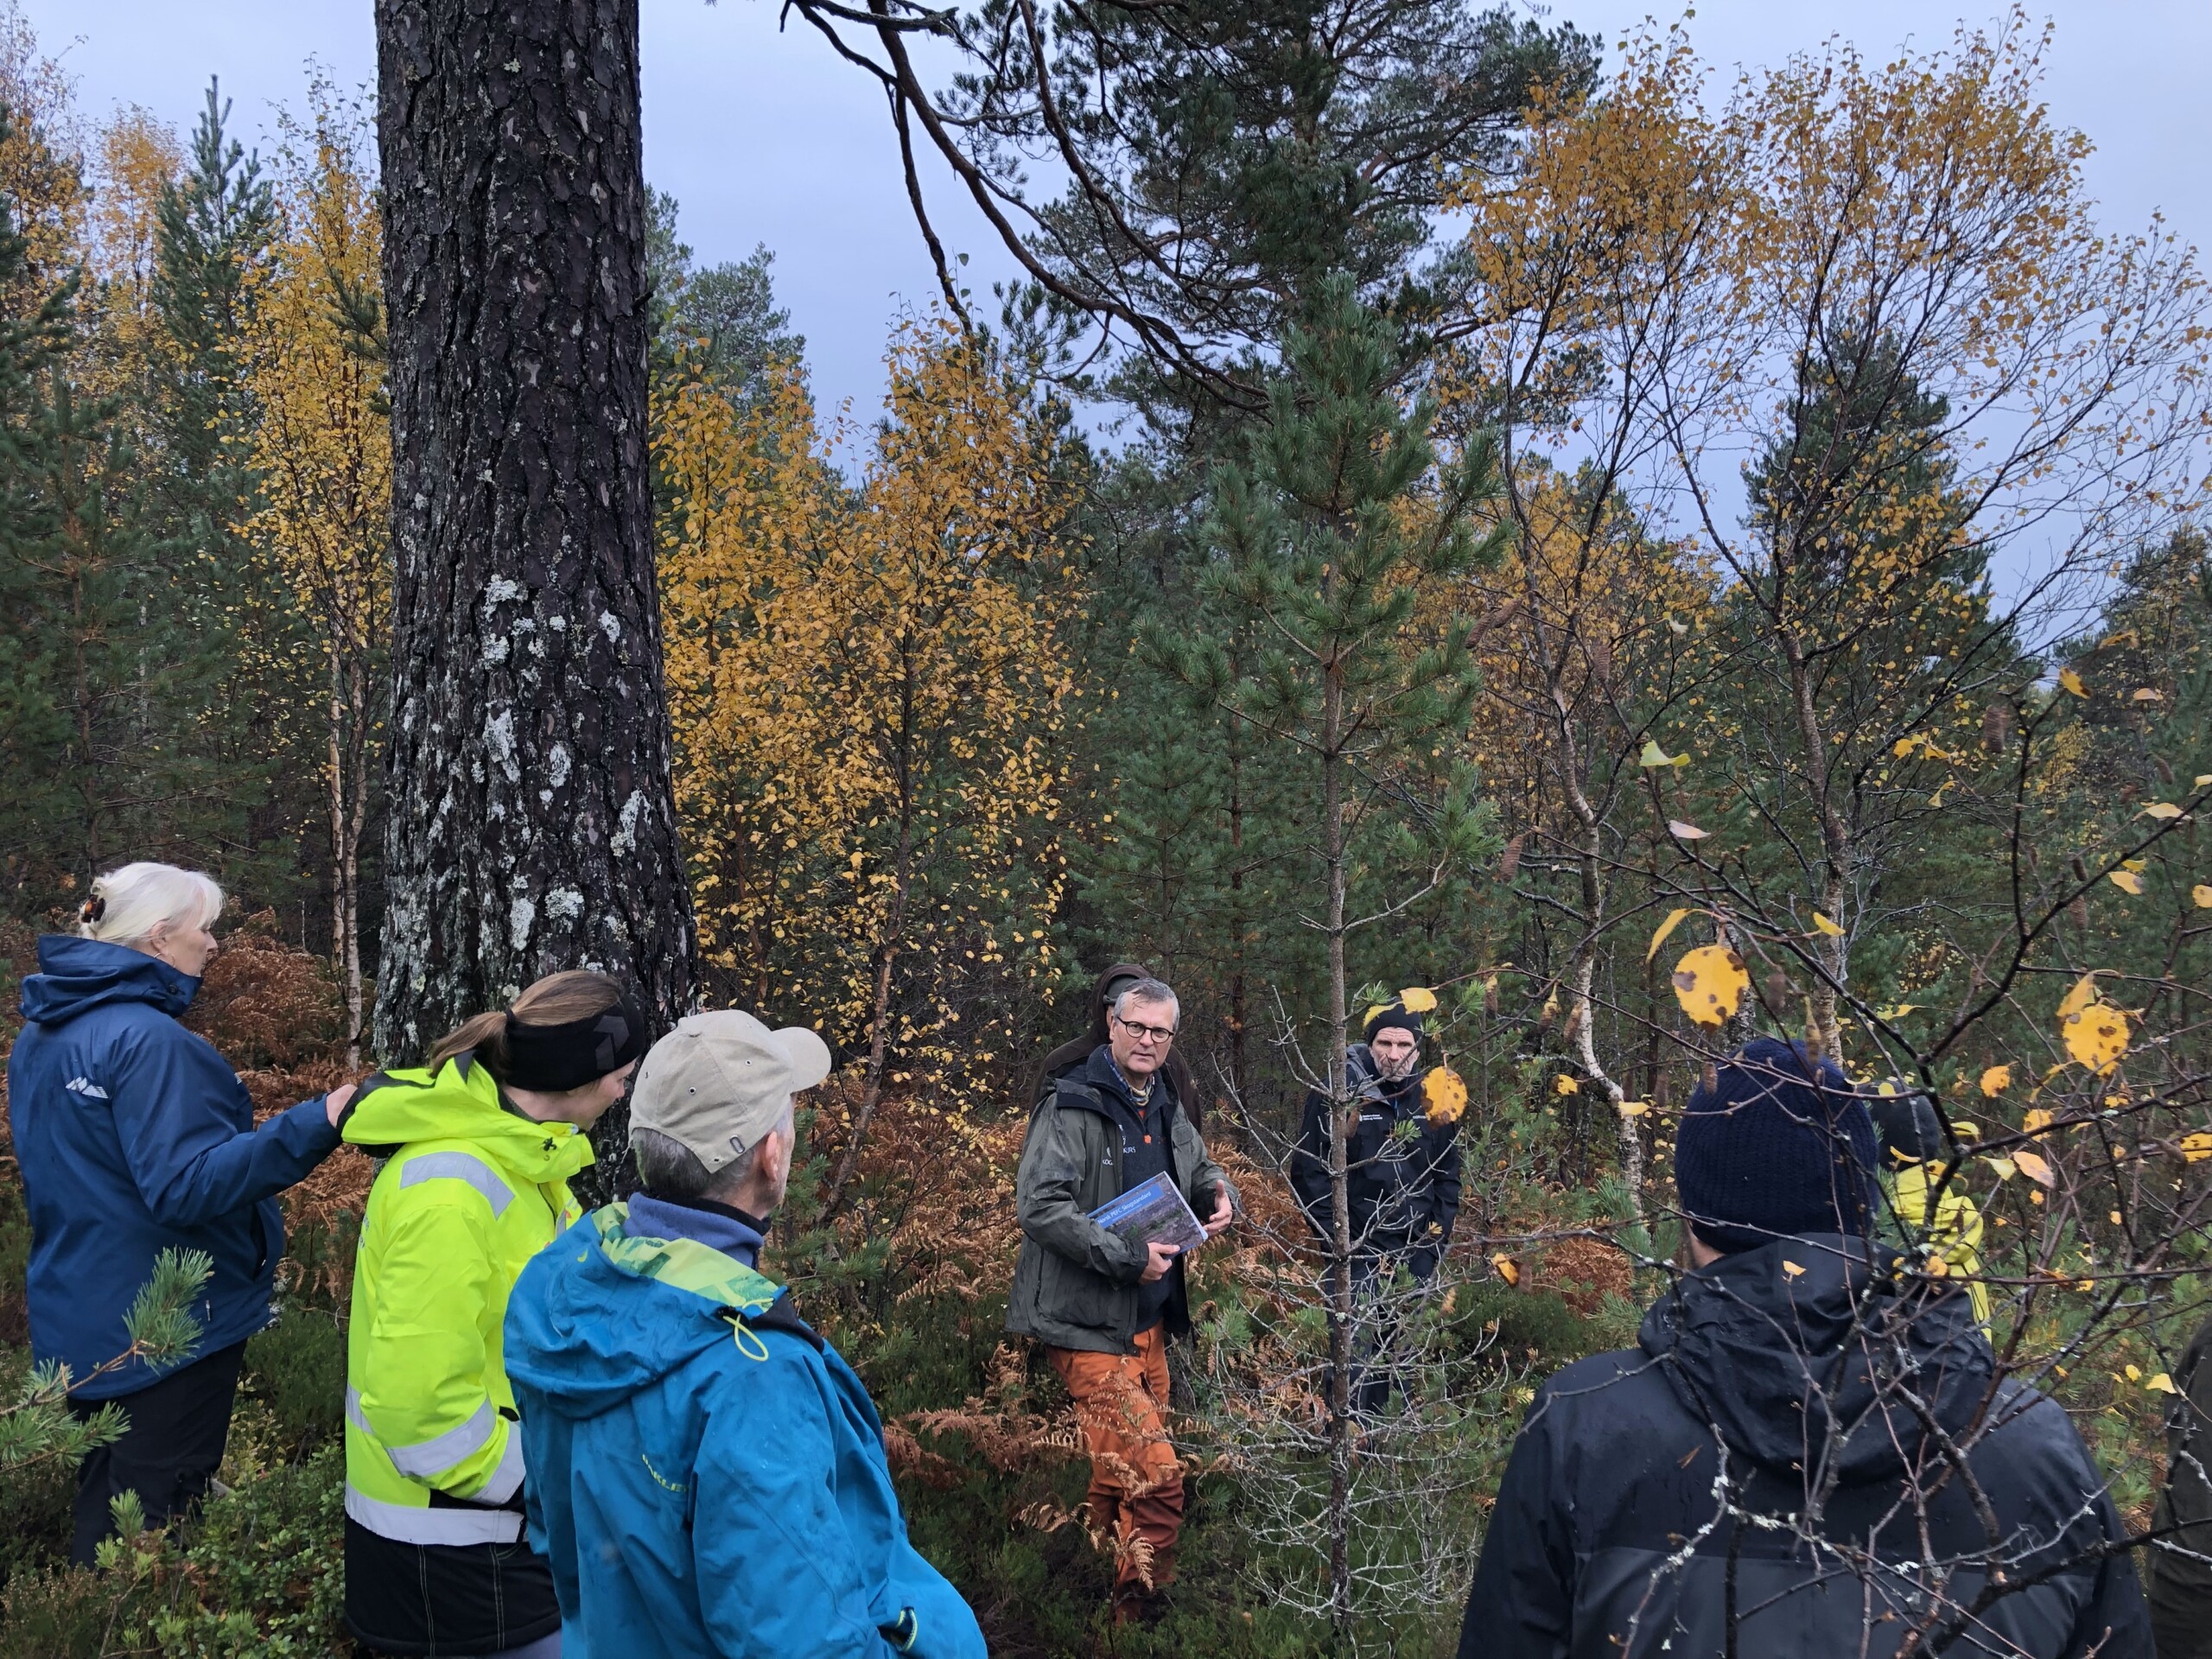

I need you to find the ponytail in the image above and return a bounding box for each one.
[426,969,631,1081]
[427,1009,516,1076]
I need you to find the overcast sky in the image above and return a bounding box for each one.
[23,1,2210,425]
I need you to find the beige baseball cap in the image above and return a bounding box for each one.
[630,1010,834,1173]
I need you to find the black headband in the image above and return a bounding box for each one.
[502,995,649,1092]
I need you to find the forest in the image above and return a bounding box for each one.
[0,0,2209,1652]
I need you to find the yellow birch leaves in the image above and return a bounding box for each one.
[1671,944,1749,1028]
[2055,974,2129,1074]
[1422,1067,1469,1126]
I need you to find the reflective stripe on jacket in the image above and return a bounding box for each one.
[340,1052,592,1546]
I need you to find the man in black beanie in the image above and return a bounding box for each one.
[1291,997,1461,1414]
[1454,1036,2150,1657]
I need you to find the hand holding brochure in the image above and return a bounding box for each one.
[1088,1172,1208,1255]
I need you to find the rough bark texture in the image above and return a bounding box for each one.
[372,0,694,1071]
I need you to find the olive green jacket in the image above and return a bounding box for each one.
[1005,1056,1234,1356]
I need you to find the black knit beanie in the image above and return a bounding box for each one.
[1675,1037,1878,1254]
[1866,1083,1948,1165]
[1363,1002,1426,1046]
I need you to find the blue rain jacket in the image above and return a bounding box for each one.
[505,1206,986,1659]
[6,936,339,1397]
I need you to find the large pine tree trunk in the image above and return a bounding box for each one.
[372,0,694,1078]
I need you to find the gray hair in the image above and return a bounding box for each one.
[79,862,224,949]
[632,1107,794,1203]
[1113,977,1179,1026]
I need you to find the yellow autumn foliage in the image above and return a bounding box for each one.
[659,317,1083,1122]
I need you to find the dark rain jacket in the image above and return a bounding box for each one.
[2149,1313,2212,1659]
[1291,1043,1461,1277]
[7,936,340,1398]
[1458,1235,2150,1659]
[1006,1046,1234,1356]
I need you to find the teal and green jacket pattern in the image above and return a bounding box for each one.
[503,1205,985,1659]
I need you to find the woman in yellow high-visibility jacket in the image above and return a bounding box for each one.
[1868,1083,1992,1332]
[339,971,645,1659]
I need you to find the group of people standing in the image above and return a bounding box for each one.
[10,863,982,1657]
[9,861,2212,1656]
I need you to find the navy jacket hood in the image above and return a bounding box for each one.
[21,935,199,1025]
[1640,1234,1993,1484]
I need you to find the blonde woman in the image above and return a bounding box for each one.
[8,863,353,1564]
[340,969,645,1659]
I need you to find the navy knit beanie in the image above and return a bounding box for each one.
[1675,1038,1879,1254]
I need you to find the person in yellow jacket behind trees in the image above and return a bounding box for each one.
[1867,1081,1993,1332]
[340,970,646,1659]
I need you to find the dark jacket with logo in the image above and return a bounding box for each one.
[6,936,339,1398]
[1006,1046,1235,1356]
[1458,1235,2150,1659]
[1291,1043,1461,1276]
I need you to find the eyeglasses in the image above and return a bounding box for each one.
[1112,1012,1178,1046]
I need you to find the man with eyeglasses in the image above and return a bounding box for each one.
[1007,975,1236,1625]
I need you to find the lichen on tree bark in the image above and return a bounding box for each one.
[372,0,695,1093]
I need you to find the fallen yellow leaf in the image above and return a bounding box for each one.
[1671,944,1751,1029]
[2132,688,2164,702]
[1491,1254,1520,1287]
[2058,667,2088,698]
[2108,869,2144,895]
[1979,1065,2012,1097]
[1812,911,1844,938]
[1646,907,1690,963]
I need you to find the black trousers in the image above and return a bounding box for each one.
[344,1515,563,1657]
[1349,1247,1436,1418]
[67,1338,248,1567]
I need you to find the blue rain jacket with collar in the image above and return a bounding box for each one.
[6,936,340,1398]
[504,1201,986,1659]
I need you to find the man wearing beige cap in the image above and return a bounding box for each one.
[505,1011,985,1659]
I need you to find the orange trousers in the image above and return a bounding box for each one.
[1047,1325,1186,1592]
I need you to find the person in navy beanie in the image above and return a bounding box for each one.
[1452,1031,2149,1656]
[1673,1035,1879,1253]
